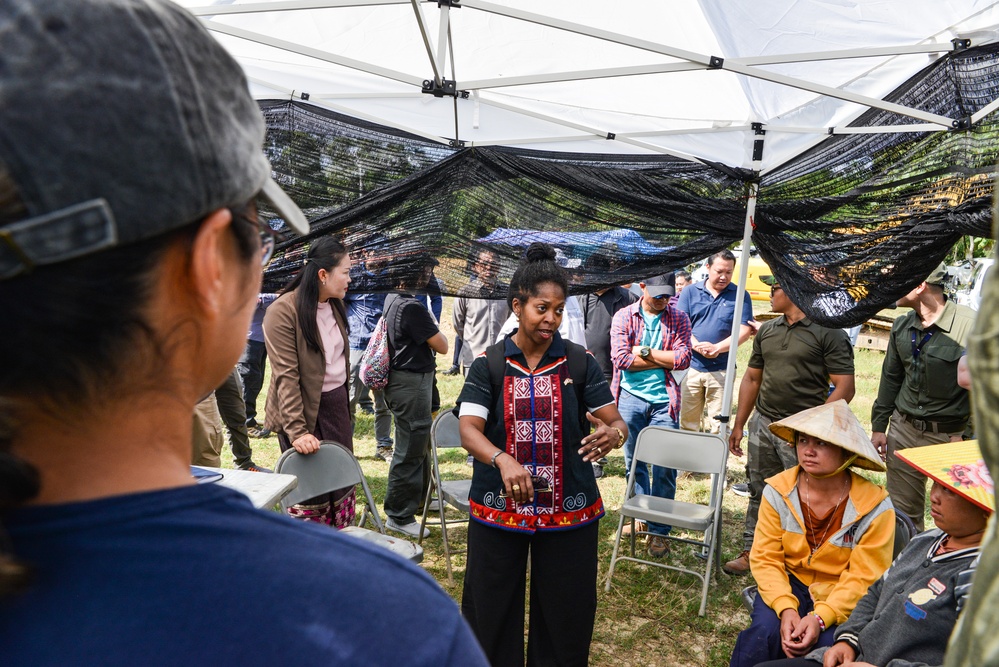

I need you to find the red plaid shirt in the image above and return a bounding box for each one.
[609,301,692,422]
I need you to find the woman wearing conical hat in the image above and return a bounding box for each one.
[730,400,896,667]
[757,439,992,667]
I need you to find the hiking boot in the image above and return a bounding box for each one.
[731,483,750,497]
[246,425,271,438]
[723,550,752,575]
[647,535,670,558]
[375,446,393,462]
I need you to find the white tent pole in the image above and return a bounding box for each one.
[462,62,704,90]
[719,132,763,442]
[410,0,443,85]
[436,3,451,80]
[972,95,999,123]
[201,19,426,87]
[187,0,411,15]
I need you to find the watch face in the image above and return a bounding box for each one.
[640,346,651,357]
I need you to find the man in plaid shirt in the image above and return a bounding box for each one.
[610,274,692,558]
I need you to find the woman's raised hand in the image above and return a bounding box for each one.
[578,412,618,463]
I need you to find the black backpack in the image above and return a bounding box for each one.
[484,340,591,435]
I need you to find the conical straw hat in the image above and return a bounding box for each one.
[896,440,994,512]
[769,400,885,471]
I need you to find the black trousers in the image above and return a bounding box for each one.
[462,520,599,667]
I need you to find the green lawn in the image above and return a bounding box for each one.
[223,297,897,667]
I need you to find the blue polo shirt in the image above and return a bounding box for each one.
[676,280,753,372]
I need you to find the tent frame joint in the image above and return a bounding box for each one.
[951,115,973,130]
[437,0,461,7]
[708,55,724,69]
[952,37,972,51]
[422,79,468,98]
[448,138,466,148]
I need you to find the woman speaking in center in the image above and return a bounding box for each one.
[457,242,628,667]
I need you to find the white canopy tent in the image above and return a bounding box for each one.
[180,0,999,172]
[177,0,999,436]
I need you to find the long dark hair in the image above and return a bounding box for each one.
[0,169,258,598]
[507,242,569,310]
[280,236,349,353]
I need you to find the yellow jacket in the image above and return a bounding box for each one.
[750,467,895,628]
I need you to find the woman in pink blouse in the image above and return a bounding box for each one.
[263,237,355,527]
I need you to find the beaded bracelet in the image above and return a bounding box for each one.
[809,611,826,632]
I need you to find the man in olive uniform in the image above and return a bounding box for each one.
[724,275,856,575]
[871,263,976,531]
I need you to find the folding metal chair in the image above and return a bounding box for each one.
[275,442,423,563]
[605,426,727,616]
[419,409,471,584]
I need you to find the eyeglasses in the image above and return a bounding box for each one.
[231,205,281,267]
[770,285,783,296]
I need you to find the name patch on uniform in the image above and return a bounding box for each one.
[928,578,947,595]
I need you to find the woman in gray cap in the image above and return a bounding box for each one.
[0,1,485,665]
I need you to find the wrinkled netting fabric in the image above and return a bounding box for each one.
[260,43,999,328]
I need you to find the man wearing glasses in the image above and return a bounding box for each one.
[870,262,976,531]
[610,274,692,558]
[724,275,855,575]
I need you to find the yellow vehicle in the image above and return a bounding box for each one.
[690,249,774,302]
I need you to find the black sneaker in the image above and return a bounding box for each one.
[442,364,461,376]
[732,483,750,497]
[240,462,272,473]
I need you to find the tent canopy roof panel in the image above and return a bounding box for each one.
[181,0,999,170]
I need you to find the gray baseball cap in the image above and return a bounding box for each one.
[643,273,676,298]
[0,0,309,281]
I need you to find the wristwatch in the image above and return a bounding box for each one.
[639,345,652,359]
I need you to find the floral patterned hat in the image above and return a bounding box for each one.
[896,440,995,513]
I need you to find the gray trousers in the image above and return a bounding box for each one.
[886,410,963,532]
[743,411,799,551]
[383,369,434,523]
[348,347,393,447]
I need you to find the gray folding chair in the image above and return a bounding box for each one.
[605,426,727,616]
[419,409,471,584]
[275,442,423,563]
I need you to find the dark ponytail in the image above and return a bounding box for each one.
[507,242,569,310]
[280,236,349,353]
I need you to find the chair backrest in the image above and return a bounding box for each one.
[893,509,918,559]
[275,442,364,509]
[432,409,463,449]
[632,426,727,476]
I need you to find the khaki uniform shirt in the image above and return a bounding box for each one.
[749,315,854,420]
[871,300,976,433]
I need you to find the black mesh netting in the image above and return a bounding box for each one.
[260,43,999,327]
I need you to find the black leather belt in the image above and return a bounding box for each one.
[897,412,966,434]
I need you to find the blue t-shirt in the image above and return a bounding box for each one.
[0,484,487,666]
[676,280,754,372]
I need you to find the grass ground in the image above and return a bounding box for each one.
[222,297,900,666]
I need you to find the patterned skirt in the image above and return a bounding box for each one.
[279,383,356,529]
